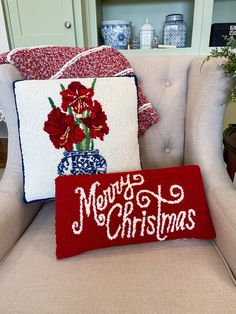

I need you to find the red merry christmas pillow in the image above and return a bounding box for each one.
[55,165,215,259]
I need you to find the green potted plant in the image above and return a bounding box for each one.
[204,36,236,181]
[204,35,236,102]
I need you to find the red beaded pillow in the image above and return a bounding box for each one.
[55,165,216,259]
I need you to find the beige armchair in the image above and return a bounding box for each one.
[0,55,235,313]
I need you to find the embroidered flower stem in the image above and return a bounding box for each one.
[91,78,97,91]
[78,78,97,151]
[48,97,56,109]
[75,110,93,151]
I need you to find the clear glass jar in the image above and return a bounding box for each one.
[163,14,187,48]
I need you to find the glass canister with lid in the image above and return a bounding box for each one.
[163,14,187,47]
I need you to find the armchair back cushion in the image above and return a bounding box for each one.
[132,55,194,169]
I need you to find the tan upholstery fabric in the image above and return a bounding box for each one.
[0,55,235,312]
[184,57,236,280]
[208,186,236,280]
[133,55,194,169]
[0,201,236,314]
[0,65,43,262]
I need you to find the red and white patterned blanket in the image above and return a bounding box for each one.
[0,45,159,134]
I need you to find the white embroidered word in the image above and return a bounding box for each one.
[71,174,196,241]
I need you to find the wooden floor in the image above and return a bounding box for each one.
[0,138,7,169]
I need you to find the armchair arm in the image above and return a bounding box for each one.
[185,57,236,281]
[0,64,43,262]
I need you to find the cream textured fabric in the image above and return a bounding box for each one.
[135,55,194,169]
[0,56,235,313]
[14,76,140,202]
[184,57,236,280]
[0,202,236,314]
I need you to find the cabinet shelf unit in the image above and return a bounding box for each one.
[84,0,204,55]
[2,0,236,55]
[200,0,236,54]
[84,0,236,56]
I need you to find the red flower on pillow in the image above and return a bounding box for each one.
[60,81,94,114]
[44,79,109,152]
[81,100,109,140]
[44,107,85,151]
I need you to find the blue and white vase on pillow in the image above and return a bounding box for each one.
[57,149,107,176]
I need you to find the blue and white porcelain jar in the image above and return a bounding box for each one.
[163,14,187,48]
[57,149,107,176]
[101,20,131,50]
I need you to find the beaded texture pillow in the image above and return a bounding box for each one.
[55,165,216,259]
[0,45,159,134]
[14,76,141,202]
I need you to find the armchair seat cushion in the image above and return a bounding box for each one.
[0,202,235,314]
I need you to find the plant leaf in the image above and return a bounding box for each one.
[60,84,66,91]
[204,35,236,104]
[91,78,97,91]
[48,97,56,109]
[76,142,83,151]
[68,107,73,115]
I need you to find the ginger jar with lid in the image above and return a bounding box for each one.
[163,14,187,48]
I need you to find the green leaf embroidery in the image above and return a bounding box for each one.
[76,142,83,151]
[68,107,73,115]
[60,83,66,91]
[91,78,97,91]
[48,97,56,109]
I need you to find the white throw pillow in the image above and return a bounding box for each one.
[14,76,141,202]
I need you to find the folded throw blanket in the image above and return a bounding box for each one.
[0,45,159,135]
